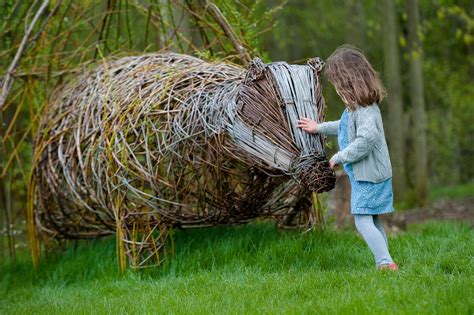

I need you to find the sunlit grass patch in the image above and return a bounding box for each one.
[1,221,473,314]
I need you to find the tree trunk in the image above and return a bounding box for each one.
[345,0,366,48]
[382,0,406,201]
[0,131,15,262]
[407,0,428,205]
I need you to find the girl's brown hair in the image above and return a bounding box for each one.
[325,45,386,110]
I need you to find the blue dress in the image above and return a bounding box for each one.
[338,109,394,215]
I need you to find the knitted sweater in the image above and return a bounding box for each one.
[318,103,392,183]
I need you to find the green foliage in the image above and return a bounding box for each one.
[0,1,282,262]
[429,182,474,200]
[395,182,473,210]
[209,0,284,60]
[1,221,473,313]
[419,0,474,184]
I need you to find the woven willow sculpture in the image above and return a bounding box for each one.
[30,53,336,269]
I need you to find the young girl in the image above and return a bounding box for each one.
[297,45,398,270]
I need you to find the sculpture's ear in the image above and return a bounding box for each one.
[307,57,325,75]
[243,57,266,84]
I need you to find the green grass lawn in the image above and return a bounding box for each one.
[1,220,473,314]
[394,182,474,210]
[428,182,474,201]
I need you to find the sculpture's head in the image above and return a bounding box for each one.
[225,57,336,193]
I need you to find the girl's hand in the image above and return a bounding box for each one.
[296,117,319,134]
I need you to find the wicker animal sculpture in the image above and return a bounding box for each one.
[30,53,336,269]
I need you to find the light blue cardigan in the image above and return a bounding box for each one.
[318,103,393,183]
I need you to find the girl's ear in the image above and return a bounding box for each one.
[307,57,325,74]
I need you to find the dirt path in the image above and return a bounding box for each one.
[384,197,474,231]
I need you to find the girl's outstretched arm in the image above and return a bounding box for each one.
[318,120,340,136]
[296,118,340,136]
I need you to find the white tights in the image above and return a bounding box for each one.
[354,214,393,266]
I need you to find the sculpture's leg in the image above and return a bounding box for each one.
[118,212,170,270]
[311,192,325,230]
[275,185,314,229]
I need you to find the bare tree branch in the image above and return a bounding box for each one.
[205,1,252,65]
[0,0,50,111]
[29,0,63,47]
